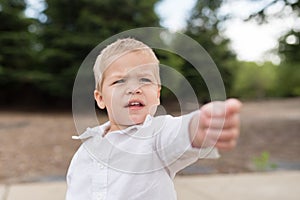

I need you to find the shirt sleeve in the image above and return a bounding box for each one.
[154,111,220,179]
[66,145,93,200]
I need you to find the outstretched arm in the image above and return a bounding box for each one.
[189,98,242,151]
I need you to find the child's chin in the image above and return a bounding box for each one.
[128,116,147,125]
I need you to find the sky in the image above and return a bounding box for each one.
[155,0,196,31]
[156,0,298,64]
[25,0,298,64]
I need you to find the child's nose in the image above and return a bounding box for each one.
[126,82,142,95]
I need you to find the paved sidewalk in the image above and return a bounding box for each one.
[1,171,299,200]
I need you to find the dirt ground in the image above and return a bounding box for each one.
[0,98,299,183]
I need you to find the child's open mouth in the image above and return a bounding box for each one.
[126,100,145,110]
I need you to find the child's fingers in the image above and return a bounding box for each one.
[194,99,241,149]
[204,127,240,142]
[201,101,226,117]
[200,113,240,129]
[198,128,239,149]
[215,140,237,151]
[225,98,242,116]
[201,98,242,117]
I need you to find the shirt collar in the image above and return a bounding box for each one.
[105,114,153,135]
[72,114,154,140]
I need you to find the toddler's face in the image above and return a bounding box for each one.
[95,51,161,131]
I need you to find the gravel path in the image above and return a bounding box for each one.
[1,98,299,183]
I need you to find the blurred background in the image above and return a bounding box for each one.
[0,0,299,184]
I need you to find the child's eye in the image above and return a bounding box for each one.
[140,78,152,83]
[112,79,125,85]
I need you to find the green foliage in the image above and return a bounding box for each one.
[35,0,160,101]
[231,61,300,99]
[0,0,161,107]
[0,0,40,105]
[232,62,278,99]
[155,49,185,99]
[252,151,277,172]
[1,0,299,108]
[247,0,300,98]
[276,63,300,97]
[183,0,236,102]
[279,30,300,63]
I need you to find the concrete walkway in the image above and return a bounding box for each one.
[1,171,299,200]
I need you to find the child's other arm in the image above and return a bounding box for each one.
[189,99,242,151]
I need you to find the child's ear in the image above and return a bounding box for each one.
[94,90,106,109]
[157,86,161,105]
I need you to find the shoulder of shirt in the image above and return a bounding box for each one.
[152,113,186,122]
[153,114,174,120]
[71,114,186,141]
[151,111,199,127]
[72,123,107,140]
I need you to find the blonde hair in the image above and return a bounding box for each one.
[93,38,160,91]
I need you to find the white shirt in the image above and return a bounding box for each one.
[66,111,219,200]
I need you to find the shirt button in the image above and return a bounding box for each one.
[98,163,104,169]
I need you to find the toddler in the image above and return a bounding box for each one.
[66,38,241,200]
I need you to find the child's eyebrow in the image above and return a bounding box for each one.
[107,72,127,79]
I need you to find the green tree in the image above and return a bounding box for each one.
[276,2,300,96]
[232,62,278,99]
[248,0,300,97]
[0,0,38,105]
[183,0,236,102]
[36,0,161,106]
